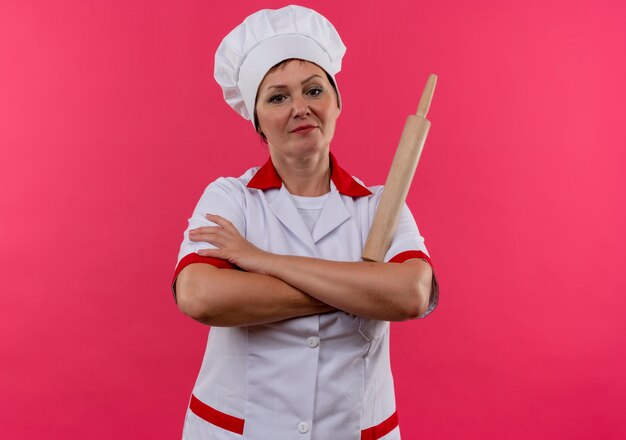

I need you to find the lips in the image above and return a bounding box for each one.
[290,124,317,133]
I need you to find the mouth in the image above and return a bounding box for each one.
[290,124,317,134]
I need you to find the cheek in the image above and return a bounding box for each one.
[257,113,290,142]
[324,107,340,130]
[255,111,272,133]
[258,107,288,128]
[326,96,341,118]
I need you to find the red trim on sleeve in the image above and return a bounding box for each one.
[172,253,236,287]
[389,250,432,267]
[361,411,399,440]
[189,394,245,435]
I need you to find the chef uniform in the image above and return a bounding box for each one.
[173,6,438,439]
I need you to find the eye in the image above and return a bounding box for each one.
[268,94,287,104]
[306,87,323,97]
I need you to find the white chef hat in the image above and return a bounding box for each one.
[214,5,346,124]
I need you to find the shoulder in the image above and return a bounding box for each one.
[201,166,261,197]
[349,175,383,205]
[192,166,264,216]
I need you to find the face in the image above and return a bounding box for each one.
[255,60,340,160]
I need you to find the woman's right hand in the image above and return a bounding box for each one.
[190,214,277,275]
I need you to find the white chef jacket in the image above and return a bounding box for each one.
[173,153,438,440]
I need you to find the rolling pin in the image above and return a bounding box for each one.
[362,74,437,262]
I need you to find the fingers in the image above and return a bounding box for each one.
[189,214,264,272]
[189,225,219,235]
[189,233,216,245]
[189,213,237,241]
[196,247,223,258]
[205,213,236,232]
[188,214,240,248]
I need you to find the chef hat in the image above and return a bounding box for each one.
[214,5,346,123]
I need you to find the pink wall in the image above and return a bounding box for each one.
[1,0,625,438]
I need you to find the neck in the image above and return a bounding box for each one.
[271,151,331,197]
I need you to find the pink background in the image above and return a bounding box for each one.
[1,0,625,438]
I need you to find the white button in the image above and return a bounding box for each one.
[297,421,309,433]
[305,336,319,348]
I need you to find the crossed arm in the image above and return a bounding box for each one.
[175,214,433,327]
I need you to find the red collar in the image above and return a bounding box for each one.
[247,152,372,197]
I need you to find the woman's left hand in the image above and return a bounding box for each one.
[189,214,274,274]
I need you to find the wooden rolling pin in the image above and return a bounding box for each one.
[362,74,437,262]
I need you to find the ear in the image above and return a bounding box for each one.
[335,92,342,116]
[256,126,267,143]
[254,112,263,135]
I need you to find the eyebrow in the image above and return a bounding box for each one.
[265,74,323,90]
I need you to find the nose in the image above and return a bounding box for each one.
[291,94,310,118]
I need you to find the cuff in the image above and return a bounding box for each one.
[388,250,438,318]
[388,250,432,267]
[171,253,237,299]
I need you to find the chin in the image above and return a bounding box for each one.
[293,140,329,155]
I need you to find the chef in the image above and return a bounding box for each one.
[172,5,438,439]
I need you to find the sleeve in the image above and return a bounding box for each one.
[171,178,247,296]
[384,203,439,318]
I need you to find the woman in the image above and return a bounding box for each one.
[173,5,438,439]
